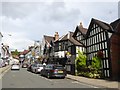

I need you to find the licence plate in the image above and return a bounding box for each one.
[58,71,63,73]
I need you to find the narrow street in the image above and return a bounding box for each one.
[2,68,97,88]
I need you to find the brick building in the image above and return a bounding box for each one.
[110,18,120,80]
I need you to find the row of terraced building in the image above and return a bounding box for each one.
[34,18,120,80]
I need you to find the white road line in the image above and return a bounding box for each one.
[72,81,80,84]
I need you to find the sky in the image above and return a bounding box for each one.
[0,0,119,51]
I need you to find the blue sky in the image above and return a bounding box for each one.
[0,0,119,51]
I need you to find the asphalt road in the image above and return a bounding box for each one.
[2,68,99,88]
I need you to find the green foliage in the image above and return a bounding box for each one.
[75,50,102,79]
[92,56,102,70]
[75,50,87,71]
[11,49,20,56]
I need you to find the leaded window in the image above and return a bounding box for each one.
[104,32,106,40]
[105,42,107,48]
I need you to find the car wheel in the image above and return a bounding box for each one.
[35,70,37,74]
[62,77,65,79]
[40,72,43,76]
[47,73,50,79]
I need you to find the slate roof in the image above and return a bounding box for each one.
[56,32,83,46]
[44,35,54,43]
[78,25,88,35]
[73,23,88,37]
[20,50,29,55]
[89,18,114,33]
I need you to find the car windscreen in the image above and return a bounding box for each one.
[12,65,19,67]
[54,66,64,69]
[37,64,43,67]
[45,65,53,69]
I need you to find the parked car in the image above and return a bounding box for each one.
[22,63,28,68]
[40,64,67,79]
[27,64,32,71]
[11,64,20,70]
[31,64,43,74]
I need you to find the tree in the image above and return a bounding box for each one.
[11,49,20,58]
[75,50,87,71]
[92,55,102,70]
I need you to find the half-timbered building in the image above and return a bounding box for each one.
[42,32,59,64]
[43,35,55,63]
[73,18,115,78]
[86,18,114,78]
[73,22,88,57]
[54,31,83,74]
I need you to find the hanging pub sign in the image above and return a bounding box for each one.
[66,51,71,58]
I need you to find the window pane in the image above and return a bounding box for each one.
[99,34,101,42]
[107,70,110,77]
[106,60,109,68]
[98,27,100,33]
[103,60,106,68]
[104,32,106,40]
[105,42,107,48]
[104,70,106,77]
[106,50,108,58]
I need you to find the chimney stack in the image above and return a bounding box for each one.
[80,22,83,28]
[54,32,59,41]
[67,31,70,39]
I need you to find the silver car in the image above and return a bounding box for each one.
[11,64,20,70]
[31,64,43,74]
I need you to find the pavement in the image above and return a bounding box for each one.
[0,66,119,89]
[0,65,11,79]
[66,74,119,89]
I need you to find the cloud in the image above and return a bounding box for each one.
[118,1,120,18]
[2,2,44,19]
[1,1,118,51]
[2,32,34,51]
[65,2,118,26]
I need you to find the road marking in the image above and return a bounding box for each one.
[72,81,79,84]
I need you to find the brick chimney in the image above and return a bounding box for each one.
[80,22,83,28]
[54,32,59,41]
[67,31,70,39]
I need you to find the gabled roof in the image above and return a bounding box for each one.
[78,25,88,35]
[86,18,114,37]
[73,23,88,37]
[55,31,83,46]
[69,37,83,46]
[60,34,68,41]
[20,50,29,55]
[44,35,54,43]
[91,18,114,32]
